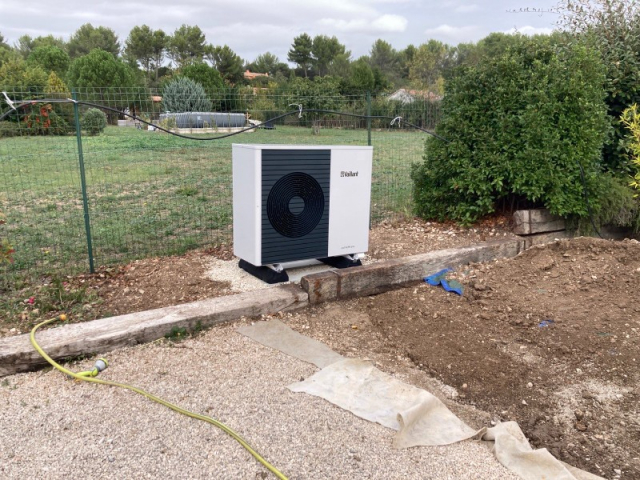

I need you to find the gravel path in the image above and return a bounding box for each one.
[0,321,519,479]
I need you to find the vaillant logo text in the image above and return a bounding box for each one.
[340,171,359,177]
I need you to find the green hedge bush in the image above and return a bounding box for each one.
[0,104,70,137]
[592,174,639,230]
[24,109,70,136]
[623,104,640,192]
[0,121,21,138]
[558,0,640,174]
[81,108,107,135]
[0,210,12,265]
[412,35,609,224]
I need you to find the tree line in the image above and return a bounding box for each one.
[0,22,521,96]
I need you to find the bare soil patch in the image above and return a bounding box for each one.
[368,216,515,260]
[74,248,234,318]
[281,237,639,479]
[1,218,512,336]
[0,247,234,336]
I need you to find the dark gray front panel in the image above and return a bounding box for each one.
[261,149,330,264]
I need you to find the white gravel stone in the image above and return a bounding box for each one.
[0,322,519,479]
[206,257,375,293]
[207,259,338,293]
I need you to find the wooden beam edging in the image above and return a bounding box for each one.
[301,238,526,304]
[1,237,545,377]
[0,284,308,378]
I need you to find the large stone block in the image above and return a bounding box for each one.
[513,209,566,235]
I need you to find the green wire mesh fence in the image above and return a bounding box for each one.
[0,87,441,281]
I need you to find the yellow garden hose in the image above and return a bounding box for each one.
[30,316,288,480]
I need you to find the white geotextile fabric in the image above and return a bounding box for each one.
[288,358,483,447]
[238,320,603,480]
[237,319,344,369]
[484,422,602,480]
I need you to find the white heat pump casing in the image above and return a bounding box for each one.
[232,144,373,266]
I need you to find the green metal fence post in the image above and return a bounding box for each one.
[72,90,95,273]
[367,91,372,146]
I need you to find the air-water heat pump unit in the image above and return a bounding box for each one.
[232,144,373,283]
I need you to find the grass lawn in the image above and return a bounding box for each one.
[0,125,426,282]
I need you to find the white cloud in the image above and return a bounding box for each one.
[455,4,481,13]
[424,24,480,42]
[205,22,294,62]
[319,15,407,34]
[371,15,409,32]
[319,19,367,32]
[505,25,554,35]
[441,0,480,12]
[276,0,379,17]
[368,0,417,4]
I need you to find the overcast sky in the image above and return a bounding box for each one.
[0,0,560,64]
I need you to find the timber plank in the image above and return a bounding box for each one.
[301,238,525,303]
[0,284,308,377]
[300,271,340,304]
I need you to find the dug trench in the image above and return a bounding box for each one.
[283,237,640,480]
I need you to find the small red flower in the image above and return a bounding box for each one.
[27,297,35,305]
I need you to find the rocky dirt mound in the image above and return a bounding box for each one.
[368,237,640,479]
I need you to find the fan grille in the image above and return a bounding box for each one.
[267,172,325,238]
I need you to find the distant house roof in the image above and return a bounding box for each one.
[387,89,442,103]
[244,70,269,80]
[151,96,162,103]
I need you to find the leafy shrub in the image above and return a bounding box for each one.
[0,211,13,264]
[0,121,21,138]
[21,104,70,136]
[218,85,250,113]
[568,173,639,234]
[45,71,74,126]
[81,108,107,135]
[622,104,640,193]
[179,63,224,94]
[249,91,278,122]
[370,96,441,130]
[1,108,69,137]
[558,0,640,174]
[593,174,639,230]
[158,116,177,130]
[412,36,609,224]
[162,77,212,113]
[280,76,343,112]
